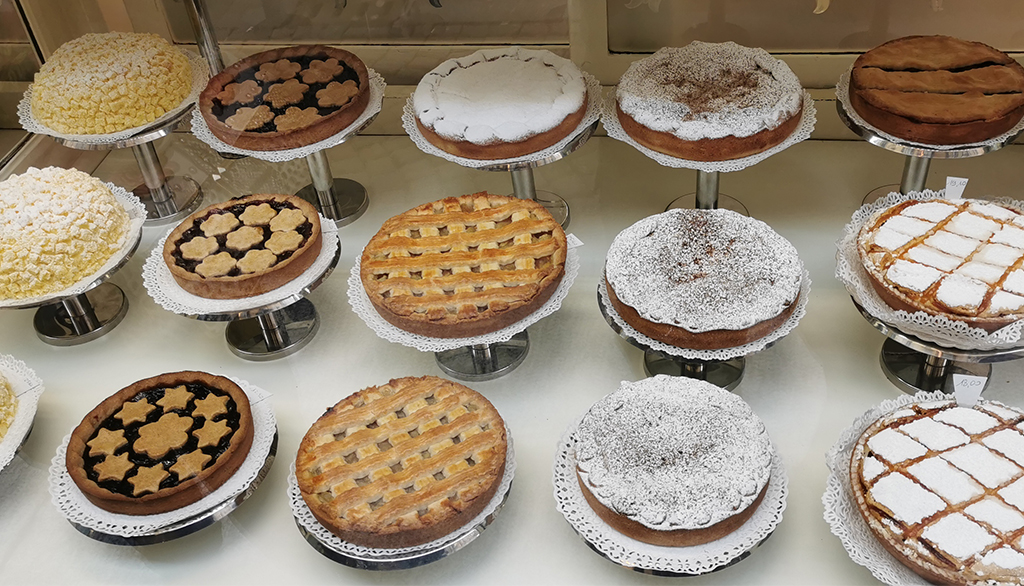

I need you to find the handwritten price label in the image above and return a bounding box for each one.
[566,233,584,249]
[945,176,969,200]
[952,373,985,407]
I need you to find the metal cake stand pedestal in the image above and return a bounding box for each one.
[665,169,748,216]
[853,302,1024,394]
[836,99,1023,202]
[434,332,530,382]
[71,432,277,546]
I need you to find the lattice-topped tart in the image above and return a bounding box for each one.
[163,193,322,299]
[295,375,507,548]
[200,45,370,151]
[858,198,1024,332]
[66,371,253,516]
[360,193,567,338]
[850,398,1024,584]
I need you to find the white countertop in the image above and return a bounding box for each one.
[2,133,1023,584]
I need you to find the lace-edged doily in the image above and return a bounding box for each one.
[287,428,516,558]
[601,90,817,173]
[553,415,788,575]
[822,390,951,586]
[0,184,145,309]
[402,73,602,169]
[18,50,208,143]
[48,376,276,538]
[835,190,1024,350]
[190,70,386,163]
[836,69,1024,152]
[598,269,811,361]
[142,220,339,316]
[0,355,44,474]
[347,247,580,352]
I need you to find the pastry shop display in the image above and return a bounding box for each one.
[849,397,1024,584]
[575,375,773,547]
[605,208,802,350]
[65,371,254,516]
[200,45,370,151]
[295,375,507,548]
[858,198,1024,332]
[413,47,587,160]
[29,32,192,135]
[360,193,567,338]
[0,167,131,301]
[163,193,323,299]
[849,36,1024,146]
[0,371,16,443]
[615,41,804,161]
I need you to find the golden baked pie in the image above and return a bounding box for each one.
[163,194,322,299]
[850,398,1024,584]
[66,371,253,516]
[295,376,507,548]
[850,36,1024,145]
[858,198,1024,331]
[200,45,370,151]
[360,193,567,338]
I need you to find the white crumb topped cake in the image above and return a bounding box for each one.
[575,376,773,546]
[0,371,16,442]
[850,398,1024,585]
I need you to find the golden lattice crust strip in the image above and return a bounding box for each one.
[295,376,507,548]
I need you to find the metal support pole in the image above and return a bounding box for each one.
[470,344,498,373]
[695,170,720,210]
[132,142,180,218]
[257,311,288,352]
[682,361,708,380]
[510,167,538,201]
[922,354,949,381]
[900,155,931,194]
[184,0,225,73]
[304,151,342,220]
[61,295,100,335]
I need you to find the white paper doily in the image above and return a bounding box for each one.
[142,219,339,316]
[836,69,1024,152]
[0,355,44,474]
[288,426,515,557]
[602,90,817,173]
[190,70,386,162]
[835,189,1024,350]
[0,184,146,309]
[18,50,209,143]
[402,73,602,169]
[554,415,788,575]
[48,375,276,537]
[598,269,811,362]
[822,390,954,586]
[348,247,580,352]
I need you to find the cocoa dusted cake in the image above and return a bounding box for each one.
[605,209,802,350]
[849,36,1024,145]
[575,375,773,546]
[616,42,804,161]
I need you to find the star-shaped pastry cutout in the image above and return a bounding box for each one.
[128,464,169,496]
[170,450,212,481]
[92,452,135,483]
[87,428,127,457]
[194,419,232,449]
[134,413,194,459]
[193,393,230,421]
[114,399,155,426]
[157,385,193,411]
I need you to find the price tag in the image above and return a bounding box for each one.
[566,233,584,249]
[952,373,985,407]
[945,176,969,200]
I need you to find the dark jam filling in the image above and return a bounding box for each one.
[212,54,361,133]
[172,200,313,277]
[83,382,242,498]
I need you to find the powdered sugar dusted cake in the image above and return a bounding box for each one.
[850,398,1024,585]
[858,198,1024,332]
[605,209,802,349]
[616,42,803,161]
[413,47,587,159]
[575,375,773,546]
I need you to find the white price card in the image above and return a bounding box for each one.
[566,233,584,249]
[952,373,985,407]
[945,176,969,200]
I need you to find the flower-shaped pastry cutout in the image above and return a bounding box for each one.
[255,58,301,82]
[134,413,194,460]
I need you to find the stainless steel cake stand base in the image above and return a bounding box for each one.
[435,331,529,382]
[225,300,319,361]
[295,178,368,227]
[133,175,203,225]
[879,338,991,394]
[862,184,900,206]
[530,190,570,228]
[70,431,278,546]
[33,284,129,346]
[664,193,749,216]
[580,531,773,577]
[642,350,745,391]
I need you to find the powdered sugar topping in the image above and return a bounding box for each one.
[921,513,997,561]
[869,472,946,524]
